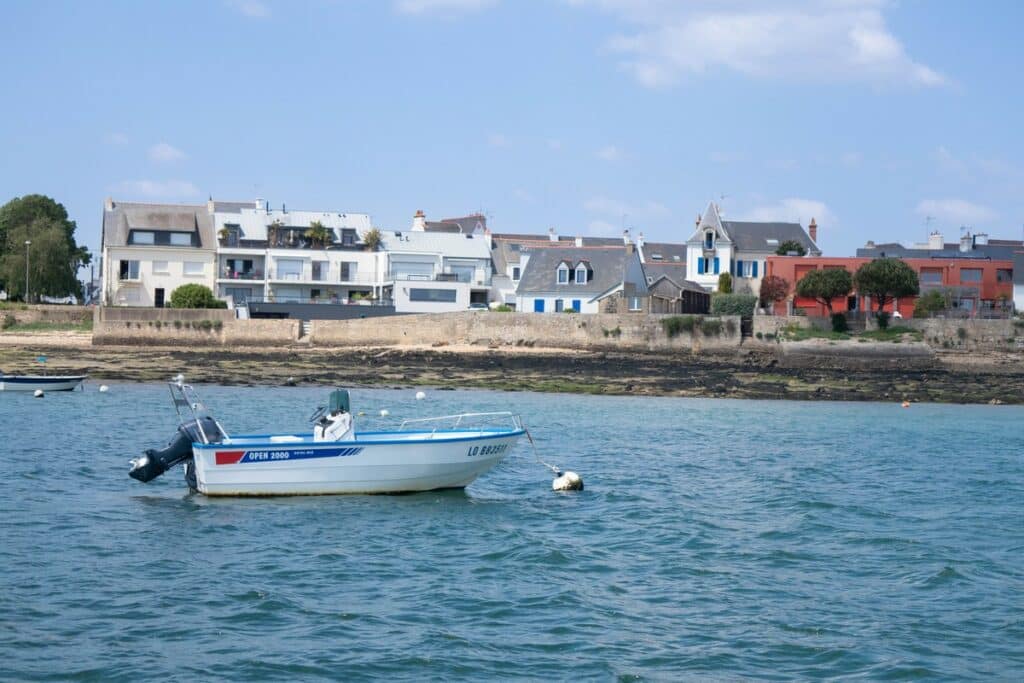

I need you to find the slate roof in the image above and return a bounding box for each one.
[647,273,708,295]
[516,246,641,296]
[721,221,820,255]
[423,214,488,234]
[856,241,1021,261]
[1014,252,1024,284]
[102,200,215,249]
[640,241,687,265]
[490,233,627,272]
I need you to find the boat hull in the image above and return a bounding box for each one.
[0,375,86,392]
[191,429,523,496]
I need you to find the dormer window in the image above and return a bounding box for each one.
[704,231,715,249]
[574,264,587,284]
[557,263,569,284]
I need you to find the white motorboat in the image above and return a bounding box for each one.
[0,373,87,391]
[130,380,525,496]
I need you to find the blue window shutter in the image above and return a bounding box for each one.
[736,259,743,277]
[752,261,759,278]
[713,257,720,274]
[534,299,544,313]
[697,257,705,274]
[572,299,581,312]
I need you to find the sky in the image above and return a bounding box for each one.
[2,0,1023,260]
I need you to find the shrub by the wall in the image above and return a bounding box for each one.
[710,293,757,317]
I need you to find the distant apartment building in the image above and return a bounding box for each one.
[100,199,217,307]
[767,239,1015,318]
[686,201,820,293]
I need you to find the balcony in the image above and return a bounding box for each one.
[390,272,491,286]
[266,268,378,284]
[218,270,264,281]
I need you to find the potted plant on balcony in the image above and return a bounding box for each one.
[267,219,283,247]
[362,227,382,251]
[305,220,333,248]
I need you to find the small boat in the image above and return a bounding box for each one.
[130,380,525,496]
[0,373,87,392]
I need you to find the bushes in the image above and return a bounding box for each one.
[169,284,227,309]
[831,313,849,333]
[710,293,757,317]
[662,315,697,338]
[0,313,15,330]
[914,289,948,318]
[876,311,891,330]
[717,272,733,294]
[661,315,732,338]
[491,305,513,312]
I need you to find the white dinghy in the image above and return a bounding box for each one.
[130,380,524,496]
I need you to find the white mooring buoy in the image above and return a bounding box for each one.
[415,391,426,400]
[380,409,390,417]
[552,471,584,492]
[33,389,44,398]
[99,385,109,393]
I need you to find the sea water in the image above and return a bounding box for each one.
[1,385,1022,680]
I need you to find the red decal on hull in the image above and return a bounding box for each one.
[215,450,245,465]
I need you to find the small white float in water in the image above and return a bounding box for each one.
[99,385,110,393]
[33,389,44,398]
[380,409,390,417]
[415,391,426,400]
[552,470,583,491]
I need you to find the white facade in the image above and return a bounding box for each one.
[686,203,734,291]
[104,246,215,307]
[514,292,598,314]
[381,228,493,312]
[1015,284,1024,313]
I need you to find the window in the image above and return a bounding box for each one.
[704,231,714,249]
[119,260,140,280]
[310,289,321,300]
[997,269,1013,283]
[555,299,564,312]
[130,231,154,244]
[339,262,356,281]
[713,257,720,275]
[557,264,569,284]
[169,232,192,246]
[961,268,982,283]
[409,288,457,302]
[629,296,642,311]
[312,261,328,281]
[534,298,545,312]
[341,229,355,247]
[575,265,587,284]
[152,260,169,275]
[183,261,204,276]
[920,269,943,285]
[512,266,520,281]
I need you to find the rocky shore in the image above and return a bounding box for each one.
[1,334,1022,404]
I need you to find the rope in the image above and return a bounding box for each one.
[525,427,562,476]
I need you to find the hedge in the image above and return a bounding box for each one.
[710,293,757,317]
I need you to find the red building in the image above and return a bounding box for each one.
[765,256,1014,318]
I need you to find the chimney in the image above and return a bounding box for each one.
[104,197,114,211]
[637,232,645,249]
[960,232,972,252]
[928,231,944,250]
[548,227,558,242]
[696,213,701,228]
[207,197,215,214]
[808,218,818,244]
[412,210,426,232]
[574,235,583,247]
[255,198,266,212]
[974,232,988,246]
[626,242,635,255]
[622,228,631,245]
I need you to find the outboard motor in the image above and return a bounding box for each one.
[130,416,224,483]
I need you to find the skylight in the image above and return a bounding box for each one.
[651,253,663,260]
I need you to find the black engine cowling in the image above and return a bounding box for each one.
[130,416,224,483]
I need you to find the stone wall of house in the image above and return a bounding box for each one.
[92,307,296,346]
[95,306,235,323]
[222,319,299,346]
[311,312,742,351]
[904,318,1024,352]
[92,319,228,346]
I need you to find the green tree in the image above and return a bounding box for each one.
[758,274,790,309]
[0,194,81,258]
[795,268,852,315]
[775,240,807,256]
[717,272,733,293]
[305,220,333,248]
[854,258,919,315]
[0,219,79,301]
[362,227,382,251]
[913,289,949,317]
[169,284,227,309]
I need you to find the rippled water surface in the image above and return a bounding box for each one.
[1,384,1023,680]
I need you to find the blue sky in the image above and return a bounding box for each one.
[2,0,1023,258]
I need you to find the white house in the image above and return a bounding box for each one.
[514,244,648,314]
[686,202,820,293]
[100,199,217,307]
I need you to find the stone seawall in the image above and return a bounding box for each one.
[904,318,1023,353]
[93,317,298,346]
[2,304,92,325]
[311,312,742,352]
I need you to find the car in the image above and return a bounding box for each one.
[468,302,489,311]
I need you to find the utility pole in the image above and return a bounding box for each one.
[24,240,31,304]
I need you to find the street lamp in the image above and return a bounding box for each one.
[24,240,31,304]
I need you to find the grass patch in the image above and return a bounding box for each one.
[2,320,93,333]
[781,324,849,341]
[859,326,923,342]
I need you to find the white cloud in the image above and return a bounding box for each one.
[740,198,835,229]
[225,0,270,18]
[148,143,186,163]
[572,0,946,88]
[105,132,129,145]
[584,196,669,219]
[114,180,201,199]
[596,145,621,161]
[915,199,997,226]
[587,219,619,236]
[395,0,496,14]
[487,133,510,148]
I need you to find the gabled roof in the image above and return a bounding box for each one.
[856,241,1019,261]
[648,273,708,295]
[722,220,820,255]
[424,214,487,234]
[516,246,642,296]
[102,200,215,249]
[640,241,687,264]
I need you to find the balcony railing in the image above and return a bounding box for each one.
[389,272,491,285]
[266,268,377,284]
[218,270,264,281]
[246,296,393,306]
